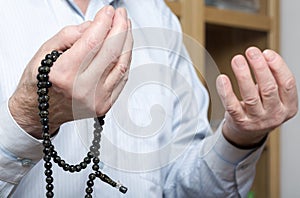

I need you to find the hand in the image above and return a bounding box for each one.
[216,47,298,148]
[9,6,133,138]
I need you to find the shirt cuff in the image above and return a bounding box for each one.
[202,120,266,196]
[0,101,43,184]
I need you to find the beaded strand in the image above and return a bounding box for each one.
[37,50,127,197]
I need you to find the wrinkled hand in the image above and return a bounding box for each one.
[216,47,298,148]
[9,6,133,138]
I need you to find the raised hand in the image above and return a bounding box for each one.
[9,6,133,138]
[216,47,298,148]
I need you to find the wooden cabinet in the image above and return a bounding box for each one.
[165,0,280,198]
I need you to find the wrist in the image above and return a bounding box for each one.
[222,122,268,149]
[9,93,59,139]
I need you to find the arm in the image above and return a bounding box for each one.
[0,6,132,196]
[160,1,297,197]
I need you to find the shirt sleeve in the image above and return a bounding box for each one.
[0,101,43,195]
[164,121,265,198]
[158,1,266,197]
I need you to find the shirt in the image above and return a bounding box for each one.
[0,0,264,197]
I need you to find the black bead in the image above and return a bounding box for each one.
[85,195,92,198]
[87,152,94,159]
[99,119,105,125]
[93,157,100,164]
[43,148,51,155]
[69,165,76,173]
[45,54,53,61]
[38,95,50,103]
[89,146,98,153]
[38,66,51,74]
[46,176,53,184]
[43,140,51,147]
[39,110,49,118]
[92,164,99,171]
[46,184,54,191]
[89,173,96,181]
[45,169,53,177]
[42,132,50,140]
[85,187,93,194]
[63,164,70,171]
[37,81,52,88]
[51,50,60,57]
[94,151,100,157]
[37,74,49,82]
[76,165,82,172]
[87,180,94,187]
[50,50,61,61]
[58,160,66,167]
[84,157,91,164]
[92,139,100,146]
[41,58,53,67]
[51,150,57,157]
[40,118,49,125]
[43,155,51,162]
[93,132,101,140]
[39,102,49,111]
[80,162,87,169]
[119,186,128,194]
[53,156,61,163]
[46,191,54,198]
[37,88,48,96]
[44,162,52,169]
[42,125,50,133]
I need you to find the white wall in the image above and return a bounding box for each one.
[280,0,300,197]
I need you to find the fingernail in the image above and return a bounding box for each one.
[248,48,261,60]
[234,56,246,68]
[106,5,114,16]
[216,75,226,97]
[263,50,276,62]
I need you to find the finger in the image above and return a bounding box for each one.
[263,49,298,117]
[59,5,115,70]
[231,54,263,116]
[85,8,129,82]
[216,74,245,121]
[245,47,281,111]
[37,21,91,57]
[104,19,133,96]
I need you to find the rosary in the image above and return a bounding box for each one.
[37,50,127,197]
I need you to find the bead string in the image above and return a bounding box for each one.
[37,50,127,197]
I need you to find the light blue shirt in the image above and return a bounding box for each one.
[0,0,264,197]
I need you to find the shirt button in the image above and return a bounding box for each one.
[21,159,32,167]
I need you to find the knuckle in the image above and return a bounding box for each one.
[285,76,297,91]
[59,26,72,39]
[243,96,260,106]
[225,104,242,119]
[107,47,121,61]
[86,36,100,51]
[261,83,278,97]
